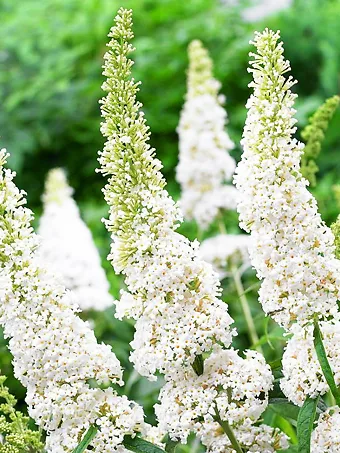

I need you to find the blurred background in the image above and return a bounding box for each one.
[0,0,339,446]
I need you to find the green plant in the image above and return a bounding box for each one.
[0,375,43,453]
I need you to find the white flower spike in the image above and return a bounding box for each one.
[98,8,234,379]
[234,29,340,329]
[176,40,238,229]
[0,149,145,452]
[98,9,287,452]
[38,168,112,311]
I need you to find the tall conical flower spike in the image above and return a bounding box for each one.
[0,149,145,453]
[98,8,236,379]
[98,10,288,452]
[39,168,112,311]
[234,29,340,411]
[234,29,340,330]
[176,40,237,229]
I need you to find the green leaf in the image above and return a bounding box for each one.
[123,436,166,453]
[313,320,340,406]
[72,425,98,453]
[297,397,319,453]
[191,354,204,376]
[165,437,180,452]
[279,446,298,452]
[269,398,300,423]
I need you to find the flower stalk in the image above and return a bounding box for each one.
[231,265,262,354]
[213,406,244,453]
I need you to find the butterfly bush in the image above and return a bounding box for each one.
[176,40,238,230]
[234,28,340,409]
[234,29,340,330]
[98,8,234,379]
[39,168,112,311]
[0,149,145,452]
[98,9,288,452]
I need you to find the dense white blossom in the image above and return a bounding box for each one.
[199,419,289,453]
[281,320,340,406]
[39,168,112,311]
[176,40,238,229]
[156,347,273,443]
[234,29,340,329]
[0,149,145,452]
[143,425,166,449]
[98,10,288,451]
[199,233,252,278]
[98,9,234,379]
[311,406,340,453]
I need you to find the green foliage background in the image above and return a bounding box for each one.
[0,0,339,449]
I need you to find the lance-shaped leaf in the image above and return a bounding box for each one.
[72,425,98,453]
[123,436,166,453]
[297,397,318,453]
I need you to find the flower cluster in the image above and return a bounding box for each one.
[234,29,340,330]
[281,320,340,406]
[234,28,340,435]
[156,346,288,451]
[200,422,288,453]
[0,149,145,452]
[311,406,340,452]
[199,233,252,278]
[99,8,234,379]
[38,168,112,311]
[176,40,238,229]
[99,9,287,452]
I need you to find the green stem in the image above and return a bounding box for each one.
[190,437,201,453]
[214,406,243,453]
[313,320,340,406]
[217,211,227,235]
[197,225,203,242]
[125,369,140,395]
[231,265,263,354]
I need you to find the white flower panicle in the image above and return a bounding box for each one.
[155,346,273,442]
[199,233,252,278]
[99,10,287,451]
[39,168,112,311]
[98,8,234,379]
[0,149,145,452]
[281,320,340,406]
[234,29,340,329]
[311,406,340,453]
[176,40,238,229]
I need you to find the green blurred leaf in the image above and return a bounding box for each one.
[269,398,300,424]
